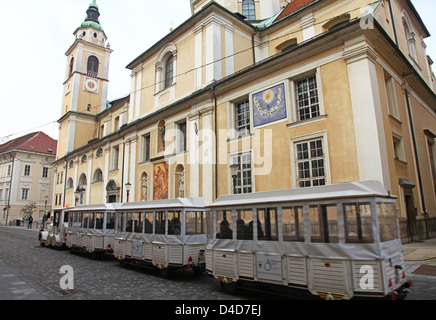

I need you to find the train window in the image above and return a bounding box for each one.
[168,211,182,235]
[216,210,233,239]
[144,212,153,234]
[126,213,134,232]
[95,213,104,229]
[68,213,74,227]
[236,209,253,240]
[89,213,95,229]
[186,211,205,235]
[117,213,125,232]
[106,212,115,229]
[63,213,69,223]
[377,203,399,242]
[282,206,304,242]
[83,213,89,229]
[74,212,82,227]
[309,205,338,243]
[257,208,278,241]
[344,203,373,243]
[206,211,214,238]
[133,212,143,233]
[155,211,166,234]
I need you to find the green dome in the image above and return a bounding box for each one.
[78,0,103,31]
[80,21,104,31]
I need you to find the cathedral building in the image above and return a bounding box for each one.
[52,0,436,242]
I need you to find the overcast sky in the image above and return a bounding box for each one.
[0,0,434,144]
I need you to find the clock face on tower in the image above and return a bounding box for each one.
[252,83,287,127]
[84,77,98,93]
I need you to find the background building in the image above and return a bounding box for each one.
[53,0,436,242]
[0,132,57,226]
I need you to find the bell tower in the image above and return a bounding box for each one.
[57,0,113,158]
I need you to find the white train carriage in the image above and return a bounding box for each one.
[113,197,209,275]
[66,204,120,256]
[39,209,69,248]
[206,181,411,300]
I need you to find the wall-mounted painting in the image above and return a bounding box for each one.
[153,162,169,200]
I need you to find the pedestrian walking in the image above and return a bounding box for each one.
[28,215,33,229]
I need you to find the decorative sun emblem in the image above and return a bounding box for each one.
[262,89,275,105]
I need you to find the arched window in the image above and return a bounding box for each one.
[242,0,256,20]
[87,56,99,77]
[78,174,87,187]
[93,169,103,183]
[69,57,74,77]
[67,178,74,189]
[164,55,174,89]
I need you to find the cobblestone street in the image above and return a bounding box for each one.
[0,226,276,301]
[1,226,435,302]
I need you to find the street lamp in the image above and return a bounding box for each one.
[230,162,239,195]
[125,182,132,203]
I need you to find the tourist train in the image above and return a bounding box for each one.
[38,180,411,299]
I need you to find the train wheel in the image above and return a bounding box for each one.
[158,267,172,278]
[192,265,205,275]
[220,281,238,294]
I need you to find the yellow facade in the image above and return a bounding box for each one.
[53,0,436,242]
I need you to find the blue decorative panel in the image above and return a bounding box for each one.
[252,83,287,127]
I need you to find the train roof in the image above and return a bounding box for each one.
[119,197,209,211]
[68,203,123,212]
[211,180,393,208]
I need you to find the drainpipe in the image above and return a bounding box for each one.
[403,77,429,239]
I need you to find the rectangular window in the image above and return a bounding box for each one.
[144,212,153,234]
[309,204,338,243]
[155,211,166,235]
[296,139,325,188]
[42,167,49,178]
[88,213,95,229]
[141,134,151,163]
[377,203,399,242]
[178,121,187,153]
[117,212,125,232]
[384,72,399,119]
[168,211,182,235]
[186,211,205,235]
[344,203,373,243]
[132,212,143,233]
[125,212,134,232]
[111,146,119,170]
[232,153,252,194]
[282,206,305,242]
[106,212,116,230]
[295,74,319,121]
[95,213,104,229]
[216,210,233,239]
[236,209,253,240]
[24,165,31,176]
[235,99,250,137]
[21,188,29,200]
[257,208,278,241]
[83,213,89,229]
